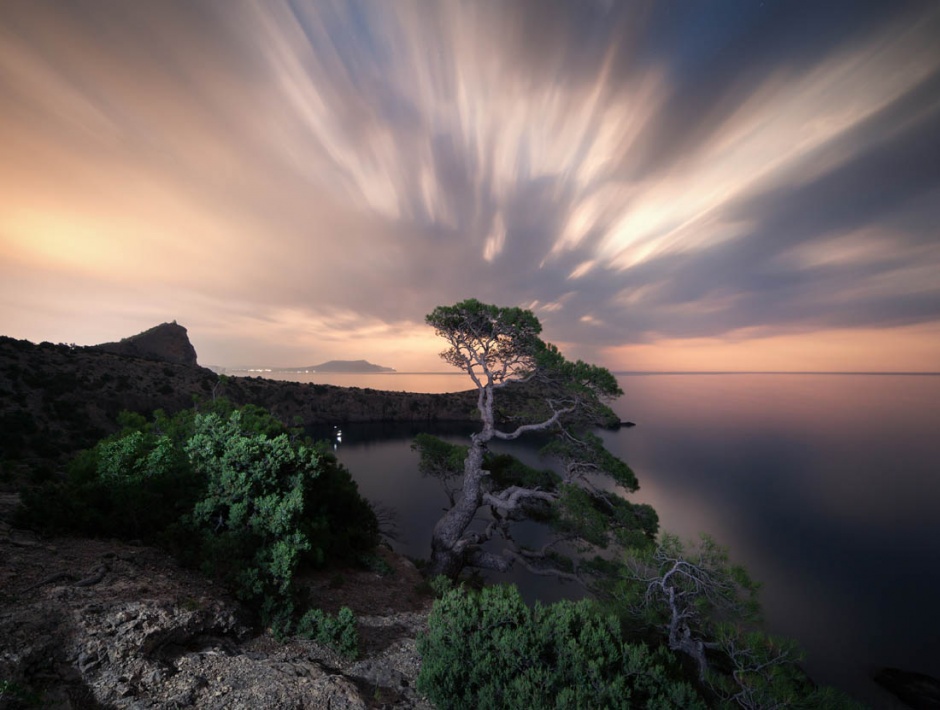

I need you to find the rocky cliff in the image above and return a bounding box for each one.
[91,322,199,367]
[0,330,477,471]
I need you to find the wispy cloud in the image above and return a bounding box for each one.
[1,0,938,370]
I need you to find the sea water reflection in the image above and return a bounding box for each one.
[300,373,940,706]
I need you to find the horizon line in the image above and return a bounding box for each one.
[612,371,940,376]
[221,368,940,377]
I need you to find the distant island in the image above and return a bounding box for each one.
[225,360,397,375]
[277,359,396,374]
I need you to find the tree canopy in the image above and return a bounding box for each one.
[418,299,657,583]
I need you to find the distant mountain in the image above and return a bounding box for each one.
[284,360,396,373]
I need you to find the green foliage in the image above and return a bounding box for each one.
[358,552,394,576]
[426,299,543,379]
[485,452,558,491]
[614,534,761,648]
[16,399,379,633]
[17,421,201,540]
[706,627,863,709]
[428,574,454,598]
[183,409,378,612]
[116,409,148,431]
[297,607,360,659]
[412,432,467,480]
[420,299,658,583]
[541,431,638,490]
[185,411,318,597]
[612,534,861,708]
[412,430,656,578]
[417,584,705,709]
[0,678,42,708]
[411,433,560,508]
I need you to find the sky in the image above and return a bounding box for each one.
[1,0,939,373]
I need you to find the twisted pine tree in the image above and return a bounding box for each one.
[418,299,658,583]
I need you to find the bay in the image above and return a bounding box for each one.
[265,370,940,706]
[602,374,940,708]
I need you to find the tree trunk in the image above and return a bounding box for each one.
[425,434,489,578]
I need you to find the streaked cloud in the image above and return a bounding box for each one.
[1,0,938,370]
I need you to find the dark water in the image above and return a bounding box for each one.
[317,374,940,707]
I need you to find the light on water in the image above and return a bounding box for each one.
[315,373,940,706]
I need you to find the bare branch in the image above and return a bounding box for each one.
[482,486,556,512]
[503,549,587,587]
[493,404,575,440]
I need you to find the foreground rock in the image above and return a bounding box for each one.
[874,667,940,710]
[0,502,434,709]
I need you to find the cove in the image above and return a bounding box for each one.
[305,372,940,707]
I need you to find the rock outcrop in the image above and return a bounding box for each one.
[92,322,199,367]
[0,503,434,709]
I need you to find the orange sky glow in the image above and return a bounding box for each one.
[1,1,938,372]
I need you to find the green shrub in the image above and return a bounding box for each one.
[708,628,863,709]
[428,574,453,598]
[0,678,42,708]
[185,411,320,598]
[358,552,394,576]
[17,424,200,541]
[297,606,359,658]
[15,400,379,631]
[183,409,377,611]
[417,584,705,709]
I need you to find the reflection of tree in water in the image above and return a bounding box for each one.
[367,499,400,543]
[307,421,477,449]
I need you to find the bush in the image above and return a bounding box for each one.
[16,400,379,630]
[417,584,705,709]
[186,411,322,598]
[296,607,359,658]
[184,409,378,614]
[17,425,200,541]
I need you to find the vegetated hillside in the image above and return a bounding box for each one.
[0,324,452,708]
[0,327,477,472]
[0,335,219,467]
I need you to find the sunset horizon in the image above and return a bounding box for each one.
[2,1,938,374]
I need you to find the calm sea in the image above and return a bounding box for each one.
[252,371,940,706]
